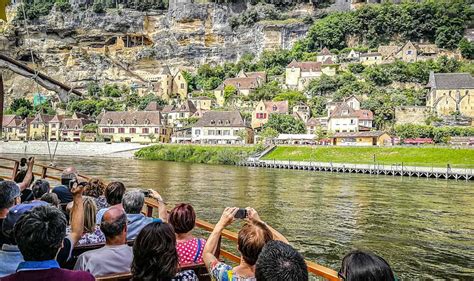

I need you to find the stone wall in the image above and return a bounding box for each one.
[395,106,429,125]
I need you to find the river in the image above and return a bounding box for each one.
[2,154,473,279]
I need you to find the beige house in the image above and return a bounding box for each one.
[214,75,263,106]
[251,100,289,129]
[285,60,336,91]
[292,102,311,123]
[2,115,23,140]
[306,117,325,135]
[332,131,392,146]
[48,114,66,141]
[359,52,383,65]
[29,113,54,140]
[16,117,34,141]
[378,41,439,63]
[162,100,198,128]
[317,47,337,63]
[190,96,213,111]
[60,118,95,142]
[426,72,474,118]
[192,111,253,144]
[327,96,374,133]
[138,67,188,101]
[98,111,169,143]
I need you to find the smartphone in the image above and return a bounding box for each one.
[234,208,247,219]
[141,190,151,197]
[68,177,78,190]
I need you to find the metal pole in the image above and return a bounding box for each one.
[0,74,4,140]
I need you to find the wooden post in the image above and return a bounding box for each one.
[12,161,19,180]
[0,74,4,140]
[41,166,48,179]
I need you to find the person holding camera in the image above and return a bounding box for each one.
[121,189,167,240]
[203,207,288,281]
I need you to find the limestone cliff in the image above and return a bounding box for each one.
[0,2,312,100]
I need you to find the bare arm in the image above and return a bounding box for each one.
[203,207,238,270]
[148,190,168,222]
[69,183,84,246]
[246,207,289,243]
[17,157,34,191]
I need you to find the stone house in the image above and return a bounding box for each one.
[317,47,337,63]
[214,76,263,106]
[192,111,253,144]
[29,113,54,140]
[251,100,289,129]
[378,41,439,63]
[190,96,213,111]
[331,131,392,146]
[395,106,429,125]
[426,72,474,118]
[162,100,197,128]
[292,102,311,123]
[16,117,33,141]
[60,118,95,142]
[138,67,188,101]
[359,52,383,65]
[48,114,66,141]
[346,49,360,61]
[98,111,169,143]
[285,60,336,91]
[1,115,22,140]
[306,117,326,135]
[327,96,374,133]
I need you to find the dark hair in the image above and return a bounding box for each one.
[14,170,34,186]
[40,193,60,208]
[238,221,273,266]
[131,222,179,281]
[104,182,126,205]
[256,241,308,281]
[84,178,106,198]
[339,250,395,281]
[100,212,127,239]
[32,180,50,199]
[168,203,196,234]
[60,174,75,186]
[0,181,19,209]
[14,205,67,261]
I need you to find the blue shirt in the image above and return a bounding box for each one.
[17,259,60,271]
[126,214,161,240]
[96,208,108,224]
[0,244,24,277]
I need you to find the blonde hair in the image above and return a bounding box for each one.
[83,197,98,233]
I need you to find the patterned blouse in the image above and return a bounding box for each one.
[173,270,199,281]
[210,261,256,281]
[66,226,105,245]
[177,238,207,265]
[93,196,109,210]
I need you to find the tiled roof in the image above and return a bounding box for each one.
[244,72,267,81]
[428,72,474,89]
[323,57,335,65]
[354,110,374,120]
[161,100,197,113]
[32,114,54,124]
[218,77,261,90]
[334,131,388,138]
[144,101,163,111]
[359,52,382,57]
[306,117,320,127]
[99,111,164,126]
[330,103,357,118]
[50,114,66,123]
[263,101,288,114]
[194,111,245,127]
[320,47,332,55]
[287,60,322,72]
[2,115,19,127]
[73,112,91,120]
[62,119,94,130]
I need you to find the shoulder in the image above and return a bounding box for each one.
[174,270,198,281]
[61,269,95,281]
[210,261,233,279]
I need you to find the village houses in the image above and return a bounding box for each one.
[285,60,336,91]
[426,72,474,119]
[192,111,253,144]
[292,102,311,123]
[1,115,22,141]
[378,41,439,63]
[359,52,383,65]
[49,112,94,142]
[98,111,169,143]
[251,100,289,129]
[316,47,337,63]
[331,131,392,146]
[189,96,213,111]
[327,96,374,133]
[135,66,188,101]
[162,100,197,128]
[214,71,267,106]
[29,113,54,141]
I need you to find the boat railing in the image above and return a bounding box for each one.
[0,156,339,281]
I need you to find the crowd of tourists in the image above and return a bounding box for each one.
[0,157,397,281]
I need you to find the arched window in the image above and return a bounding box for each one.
[210,120,215,125]
[217,120,223,125]
[107,119,113,125]
[133,119,138,125]
[272,105,278,111]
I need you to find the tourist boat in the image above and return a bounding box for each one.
[0,156,340,281]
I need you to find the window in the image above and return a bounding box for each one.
[102,128,108,133]
[216,130,222,135]
[133,119,138,125]
[208,130,215,135]
[142,128,149,134]
[118,128,125,133]
[51,124,56,128]
[155,128,160,134]
[217,120,223,125]
[223,130,230,136]
[109,128,115,134]
[350,119,354,124]
[130,128,136,133]
[181,83,184,89]
[407,50,412,55]
[62,132,68,136]
[51,131,56,136]
[74,132,80,136]
[225,120,230,125]
[272,105,278,111]
[195,129,201,135]
[162,129,166,135]
[210,120,216,125]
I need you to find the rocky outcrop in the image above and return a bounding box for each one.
[1,2,311,99]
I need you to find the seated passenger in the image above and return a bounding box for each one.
[51,167,79,204]
[29,179,50,202]
[0,201,48,277]
[338,250,395,281]
[0,181,22,247]
[40,192,60,208]
[1,205,94,281]
[169,203,207,265]
[203,207,288,281]
[74,207,133,277]
[66,196,105,245]
[84,178,108,210]
[255,240,308,281]
[96,181,126,224]
[131,222,198,281]
[122,190,166,240]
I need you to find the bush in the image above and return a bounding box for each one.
[394,124,474,143]
[92,2,105,13]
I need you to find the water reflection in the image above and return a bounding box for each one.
[1,155,473,279]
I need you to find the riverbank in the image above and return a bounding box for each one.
[0,141,150,158]
[135,144,261,165]
[263,146,474,168]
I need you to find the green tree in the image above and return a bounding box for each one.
[273,90,306,108]
[263,114,306,134]
[258,127,279,143]
[8,98,33,118]
[459,38,474,59]
[223,85,238,104]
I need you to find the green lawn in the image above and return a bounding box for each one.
[263,146,474,168]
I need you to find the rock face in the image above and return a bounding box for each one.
[1,2,310,99]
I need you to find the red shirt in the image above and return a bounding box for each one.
[176,238,206,265]
[0,268,94,281]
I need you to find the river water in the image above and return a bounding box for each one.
[2,155,473,279]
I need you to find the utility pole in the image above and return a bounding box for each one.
[0,74,4,140]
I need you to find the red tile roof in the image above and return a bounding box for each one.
[263,101,288,114]
[287,60,322,72]
[99,111,164,126]
[354,110,374,120]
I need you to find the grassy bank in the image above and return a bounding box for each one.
[263,146,474,168]
[135,144,262,165]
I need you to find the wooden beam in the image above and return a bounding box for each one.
[0,74,3,139]
[0,54,83,103]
